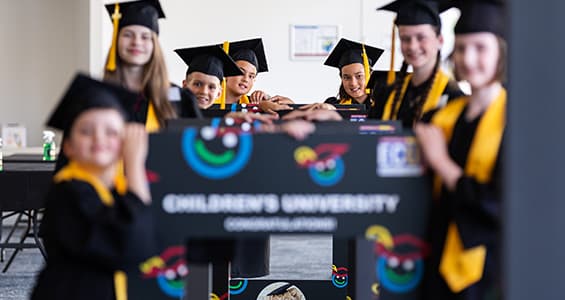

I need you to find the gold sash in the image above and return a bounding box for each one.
[439,222,486,293]
[431,88,506,292]
[54,161,129,300]
[145,102,160,133]
[382,70,450,120]
[431,88,506,184]
[240,94,250,104]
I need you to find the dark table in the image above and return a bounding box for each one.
[0,154,54,272]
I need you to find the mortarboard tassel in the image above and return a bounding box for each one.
[220,41,230,109]
[362,44,371,94]
[387,21,396,85]
[106,3,121,71]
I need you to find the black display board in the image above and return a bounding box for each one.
[129,128,430,299]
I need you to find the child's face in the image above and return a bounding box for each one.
[340,63,367,99]
[398,24,442,71]
[118,25,154,67]
[64,108,125,170]
[453,32,500,89]
[226,60,257,96]
[183,72,222,109]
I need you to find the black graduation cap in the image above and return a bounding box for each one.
[228,38,269,73]
[324,38,384,69]
[105,0,165,34]
[46,74,137,131]
[174,45,243,81]
[267,283,294,296]
[442,0,506,38]
[378,0,444,27]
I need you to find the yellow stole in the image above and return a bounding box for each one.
[145,102,160,133]
[214,94,250,105]
[382,69,450,120]
[338,96,374,107]
[239,95,250,104]
[431,88,506,293]
[54,161,129,300]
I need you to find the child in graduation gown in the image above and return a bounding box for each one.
[374,0,463,128]
[55,0,200,172]
[223,38,295,113]
[323,38,385,112]
[279,38,384,119]
[176,44,245,110]
[103,0,200,130]
[31,74,156,300]
[415,0,507,298]
[222,38,285,105]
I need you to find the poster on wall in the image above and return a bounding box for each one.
[290,24,340,60]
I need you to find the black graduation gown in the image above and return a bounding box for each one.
[324,95,373,111]
[31,180,156,300]
[170,84,203,119]
[130,85,202,123]
[422,107,503,300]
[371,77,463,128]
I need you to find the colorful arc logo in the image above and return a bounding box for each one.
[366,225,430,294]
[182,127,253,179]
[229,279,249,295]
[331,265,349,288]
[376,256,424,293]
[140,246,188,298]
[294,144,349,187]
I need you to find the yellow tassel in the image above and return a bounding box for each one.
[106,3,121,72]
[362,44,371,94]
[219,41,230,110]
[387,21,396,85]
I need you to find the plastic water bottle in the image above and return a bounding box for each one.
[42,131,56,161]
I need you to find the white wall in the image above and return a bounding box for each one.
[1,0,90,146]
[0,1,458,147]
[92,0,397,103]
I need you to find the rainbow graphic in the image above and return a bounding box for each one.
[294,144,349,187]
[366,225,430,294]
[140,246,188,299]
[182,119,254,179]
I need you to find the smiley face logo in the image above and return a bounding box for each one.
[182,119,253,179]
[331,265,349,288]
[294,144,349,187]
[140,246,188,298]
[366,226,430,294]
